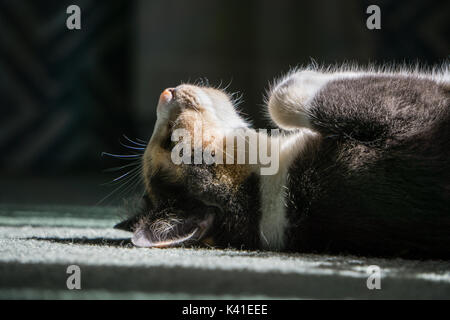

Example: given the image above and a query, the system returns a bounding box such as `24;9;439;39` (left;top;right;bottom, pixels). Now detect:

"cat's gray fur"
116;65;450;259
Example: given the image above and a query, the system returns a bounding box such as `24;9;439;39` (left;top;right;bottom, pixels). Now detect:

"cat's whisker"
103;161;141;173
101;166;141;186
112;170;135;183
119;141;146;151
135;137;148;144
113;169;143;202
125;175;144;201
99;134;146;205
123;135;147;147
97;167;142;205
101;152;141;160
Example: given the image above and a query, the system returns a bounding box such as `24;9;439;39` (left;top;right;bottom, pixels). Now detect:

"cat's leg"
268;69;448;145
268;70;335;130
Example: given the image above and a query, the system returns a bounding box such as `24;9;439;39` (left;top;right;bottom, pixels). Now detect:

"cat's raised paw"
268;70;329;130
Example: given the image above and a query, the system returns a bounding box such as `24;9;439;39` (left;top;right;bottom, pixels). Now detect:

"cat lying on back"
116;65;450;259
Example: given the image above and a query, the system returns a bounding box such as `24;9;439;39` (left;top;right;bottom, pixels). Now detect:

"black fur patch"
116;165;262;250
285;76;450;259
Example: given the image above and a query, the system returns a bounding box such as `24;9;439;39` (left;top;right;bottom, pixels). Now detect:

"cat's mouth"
131;212;215;248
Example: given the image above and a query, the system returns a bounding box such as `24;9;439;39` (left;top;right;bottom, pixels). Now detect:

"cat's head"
142;84;249;196
116;84;261;249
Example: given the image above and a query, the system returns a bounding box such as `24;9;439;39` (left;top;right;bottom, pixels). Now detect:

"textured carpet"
1;204;449;300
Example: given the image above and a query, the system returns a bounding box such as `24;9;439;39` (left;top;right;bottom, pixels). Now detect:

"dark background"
0;0;448;204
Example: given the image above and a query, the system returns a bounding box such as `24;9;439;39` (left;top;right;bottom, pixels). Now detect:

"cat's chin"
131;213;215;248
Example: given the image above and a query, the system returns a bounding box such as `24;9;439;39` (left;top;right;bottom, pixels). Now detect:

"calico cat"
115;66;450;259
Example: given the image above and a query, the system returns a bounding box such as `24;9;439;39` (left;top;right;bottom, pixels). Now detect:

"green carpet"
1;204;449;299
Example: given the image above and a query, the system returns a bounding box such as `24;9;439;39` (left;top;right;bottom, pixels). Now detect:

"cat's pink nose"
159;88;174;104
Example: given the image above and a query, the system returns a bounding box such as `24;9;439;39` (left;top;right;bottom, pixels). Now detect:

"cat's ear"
114;195;152;232
114;214;140;232
130;223;201;248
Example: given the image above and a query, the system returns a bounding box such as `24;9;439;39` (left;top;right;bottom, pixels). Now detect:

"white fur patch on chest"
258;130;315;250
259;168;289;250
